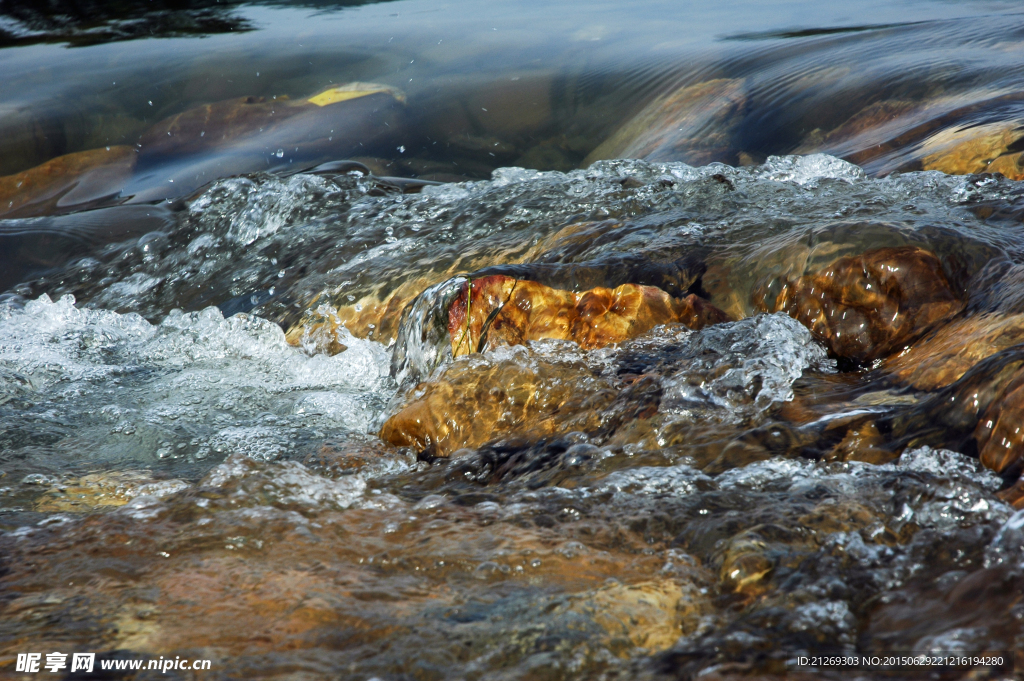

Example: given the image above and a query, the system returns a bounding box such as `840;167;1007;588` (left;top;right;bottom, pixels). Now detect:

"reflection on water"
6;0;1024;679
0;0;399;48
1;0;1023;198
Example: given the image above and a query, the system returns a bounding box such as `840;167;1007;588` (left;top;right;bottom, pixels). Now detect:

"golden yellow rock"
285;278;434;351
34;470;188;513
307;82;406;107
282;222;630;352
379;351;615;456
920;122;1024;179
447;275;731;358
565;579;707;654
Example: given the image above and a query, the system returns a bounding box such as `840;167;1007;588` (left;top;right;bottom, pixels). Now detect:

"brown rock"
920;122;1024;179
0;83;405;218
884;347;1024;480
825;421;895;464
755;246;964;362
996;477;1024;509
881;313;1024;390
975;374;1024;475
792;99;929;169
796;100;920;153
34;471;187;513
282;220;645;352
0;145;135;218
584;79;747;165
447;275;730;358
379;351;616;456
138;83;405;160
564;579;707;653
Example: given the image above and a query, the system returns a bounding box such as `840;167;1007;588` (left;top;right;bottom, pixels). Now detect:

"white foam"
659;313;833;415
755;153;867;185
0;294;394;464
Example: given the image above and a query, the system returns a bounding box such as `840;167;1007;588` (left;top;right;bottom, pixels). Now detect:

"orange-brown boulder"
975;374;1024;476
881;313;1024;390
755;246;964;362
0;145;135;218
379;352;616;457
447;275;730;358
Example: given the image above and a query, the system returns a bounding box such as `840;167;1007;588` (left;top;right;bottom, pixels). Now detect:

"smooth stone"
0;145;135;218
584;79;747;166
754;246;964;363
447;275;730;358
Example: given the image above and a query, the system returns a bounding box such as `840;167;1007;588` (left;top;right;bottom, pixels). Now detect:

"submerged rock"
447;274;730;358
920;122;1024;179
881;348;1024;492
137;82;404;162
382;314;829;459
754;246;964;363
0;145;135;218
0;82;405;217
563;579;708;653
380;346;615;457
881;313;1024;390
34;471;188;512
584;79;747;166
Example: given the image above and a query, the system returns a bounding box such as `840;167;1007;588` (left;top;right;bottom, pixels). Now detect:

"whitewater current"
3;155;1024;679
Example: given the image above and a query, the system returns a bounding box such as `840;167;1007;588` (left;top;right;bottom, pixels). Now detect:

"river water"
4;1;1024;679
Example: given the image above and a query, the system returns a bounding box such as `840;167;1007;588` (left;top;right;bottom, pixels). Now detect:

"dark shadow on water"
722;21;929;41
0;0;398;48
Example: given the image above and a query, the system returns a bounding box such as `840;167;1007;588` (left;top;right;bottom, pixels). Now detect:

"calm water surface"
5;1;1024;679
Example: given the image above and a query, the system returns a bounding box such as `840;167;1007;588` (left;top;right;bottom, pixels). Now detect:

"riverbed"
3;1;1024;679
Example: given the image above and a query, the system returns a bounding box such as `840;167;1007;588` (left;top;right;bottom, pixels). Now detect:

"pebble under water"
4;154;1024;678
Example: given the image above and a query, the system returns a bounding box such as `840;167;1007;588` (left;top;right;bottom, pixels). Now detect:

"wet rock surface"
0;146;136;219
754;246;964;363
0;82;406;218
584;79;748;167
7;156;1024;679
445;275;729;357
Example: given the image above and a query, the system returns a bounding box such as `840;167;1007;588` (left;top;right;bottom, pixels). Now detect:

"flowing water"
6;1;1024;679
